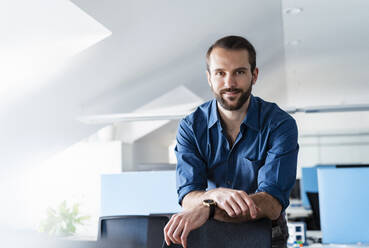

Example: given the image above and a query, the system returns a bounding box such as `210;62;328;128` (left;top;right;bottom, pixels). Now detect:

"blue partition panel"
300;165;334;209
101;171;181;216
300;167;318;209
318;167;369;244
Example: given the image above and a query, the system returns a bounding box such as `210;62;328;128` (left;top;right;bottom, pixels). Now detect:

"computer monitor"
290;179;301;200
318;167;369;244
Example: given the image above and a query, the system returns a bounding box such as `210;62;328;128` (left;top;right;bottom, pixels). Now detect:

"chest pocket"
234;157;265;192
243;157;265;181
244;157;265;169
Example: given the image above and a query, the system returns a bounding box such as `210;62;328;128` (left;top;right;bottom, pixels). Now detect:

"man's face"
206;47;258;111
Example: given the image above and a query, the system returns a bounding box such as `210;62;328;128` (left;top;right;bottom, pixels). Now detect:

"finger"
231;192;249;216
227;197;243;216
164;218;174;245
167;216;181;244
164;232;170;246
181;222;190;248
164;229;170;246
246;198;258;218
240;193;258;218
165;217;178;245
172;219;185;244
222;201;236;217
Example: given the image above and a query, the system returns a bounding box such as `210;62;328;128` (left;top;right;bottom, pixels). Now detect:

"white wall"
131;120;178;169
295;111;369;177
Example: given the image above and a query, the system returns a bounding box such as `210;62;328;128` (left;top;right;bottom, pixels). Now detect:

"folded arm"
164;188;281;248
182;188;282;221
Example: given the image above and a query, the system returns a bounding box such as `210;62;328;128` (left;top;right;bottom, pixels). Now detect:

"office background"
1;0;368;245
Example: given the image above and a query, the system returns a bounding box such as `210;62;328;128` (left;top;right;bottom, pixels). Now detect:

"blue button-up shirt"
175;95;299;211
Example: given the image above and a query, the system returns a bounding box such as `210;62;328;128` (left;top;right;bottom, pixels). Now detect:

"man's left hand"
164;205;209;248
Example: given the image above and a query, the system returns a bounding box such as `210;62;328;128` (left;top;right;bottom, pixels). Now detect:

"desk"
304;244;369;248
307;243;369;247
286;199;312;219
290;231;369;248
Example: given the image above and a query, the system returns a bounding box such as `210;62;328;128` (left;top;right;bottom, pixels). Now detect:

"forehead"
208;47;250;71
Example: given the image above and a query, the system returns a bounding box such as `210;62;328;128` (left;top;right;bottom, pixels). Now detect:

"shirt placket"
224;127;245;188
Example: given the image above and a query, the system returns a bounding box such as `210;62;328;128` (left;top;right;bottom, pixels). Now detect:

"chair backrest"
98;215;169;248
163;218;272;248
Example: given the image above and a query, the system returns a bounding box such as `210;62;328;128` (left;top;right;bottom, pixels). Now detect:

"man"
164;35;298;248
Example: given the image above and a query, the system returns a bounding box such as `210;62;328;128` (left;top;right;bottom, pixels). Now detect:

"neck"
217;97;251;131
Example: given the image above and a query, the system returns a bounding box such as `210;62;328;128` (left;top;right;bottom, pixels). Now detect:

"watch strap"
208;203;215;220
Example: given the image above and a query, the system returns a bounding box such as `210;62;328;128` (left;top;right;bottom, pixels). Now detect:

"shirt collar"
208;95;259;131
208;99;219;128
241;95;259;131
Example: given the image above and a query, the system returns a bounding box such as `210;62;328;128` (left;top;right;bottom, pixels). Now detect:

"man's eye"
236;70;245;75
215;71;225;76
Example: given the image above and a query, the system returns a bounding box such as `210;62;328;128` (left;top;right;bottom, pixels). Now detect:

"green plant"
39;200;90;236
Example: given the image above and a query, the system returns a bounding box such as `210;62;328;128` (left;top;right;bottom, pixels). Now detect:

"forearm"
182;188;238;210
181;190;208;210
182;189;282;221
214;192;282;222
253;192;282;220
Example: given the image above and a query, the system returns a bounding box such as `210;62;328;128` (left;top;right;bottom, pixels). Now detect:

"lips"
221;89;242;97
224;91;239;96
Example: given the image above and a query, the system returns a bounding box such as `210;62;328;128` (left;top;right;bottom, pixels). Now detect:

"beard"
213;82;252;111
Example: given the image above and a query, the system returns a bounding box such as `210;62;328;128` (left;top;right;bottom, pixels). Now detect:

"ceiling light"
285;8;303;15
287;40;302;46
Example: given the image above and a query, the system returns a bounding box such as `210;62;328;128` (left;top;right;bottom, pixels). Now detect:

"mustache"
220;88;242;94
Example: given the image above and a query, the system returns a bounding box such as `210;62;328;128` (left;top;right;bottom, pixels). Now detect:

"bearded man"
164;35;299;248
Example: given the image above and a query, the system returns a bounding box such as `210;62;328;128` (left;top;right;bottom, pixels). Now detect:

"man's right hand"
205;187;259;219
164;205;209;248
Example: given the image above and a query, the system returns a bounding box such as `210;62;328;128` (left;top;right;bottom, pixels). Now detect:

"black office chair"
97;215;169;248
163;218;272;248
306;192;321;230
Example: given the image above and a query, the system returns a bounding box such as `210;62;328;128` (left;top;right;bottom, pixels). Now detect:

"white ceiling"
0;0;111;108
1;0;368;176
282;0;369;106
70;0;288;114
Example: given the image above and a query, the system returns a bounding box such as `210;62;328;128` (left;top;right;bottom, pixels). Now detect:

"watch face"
203;199;215;205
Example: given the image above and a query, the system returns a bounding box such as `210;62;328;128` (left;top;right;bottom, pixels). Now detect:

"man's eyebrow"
234;67;249;71
213;67;249;71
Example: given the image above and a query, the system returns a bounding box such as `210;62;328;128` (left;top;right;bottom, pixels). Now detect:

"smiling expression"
207;47;258;111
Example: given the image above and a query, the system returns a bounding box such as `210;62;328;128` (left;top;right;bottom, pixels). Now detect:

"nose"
224;74;237;88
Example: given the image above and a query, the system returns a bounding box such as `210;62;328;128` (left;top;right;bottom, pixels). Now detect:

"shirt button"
226;180;232;186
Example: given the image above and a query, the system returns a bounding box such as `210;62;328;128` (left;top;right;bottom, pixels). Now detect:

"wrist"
202;188;217;202
202;199;217;220
202;189;211;200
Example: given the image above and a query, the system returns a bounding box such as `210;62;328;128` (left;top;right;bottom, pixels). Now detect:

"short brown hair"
206;35;256;73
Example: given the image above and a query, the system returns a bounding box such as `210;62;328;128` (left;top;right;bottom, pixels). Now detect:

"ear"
251;67;259;85
206;70;212;87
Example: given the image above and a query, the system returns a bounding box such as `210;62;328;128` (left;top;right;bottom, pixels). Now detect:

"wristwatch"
202;199;217;220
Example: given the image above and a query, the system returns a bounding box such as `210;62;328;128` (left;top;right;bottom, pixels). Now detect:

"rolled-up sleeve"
175;118;207;205
256;117;299;211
